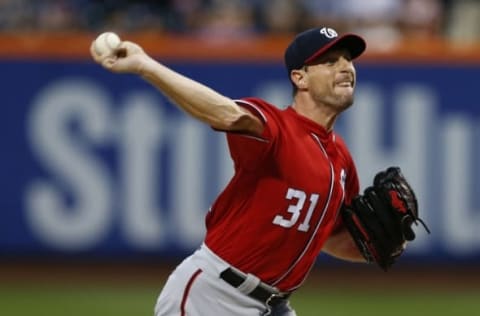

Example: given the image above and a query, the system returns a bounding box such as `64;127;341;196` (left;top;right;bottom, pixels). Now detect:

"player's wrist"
137;56;160;78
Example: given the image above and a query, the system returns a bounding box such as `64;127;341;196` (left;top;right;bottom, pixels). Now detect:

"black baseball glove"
341;167;430;271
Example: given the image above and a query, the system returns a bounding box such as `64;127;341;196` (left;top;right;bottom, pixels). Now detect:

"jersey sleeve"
226;97;280;171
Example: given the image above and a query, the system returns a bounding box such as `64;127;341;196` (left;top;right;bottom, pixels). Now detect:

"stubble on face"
307;51;356;112
310;80;355;112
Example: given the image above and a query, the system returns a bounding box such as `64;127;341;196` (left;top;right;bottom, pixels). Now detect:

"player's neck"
292;99;338;132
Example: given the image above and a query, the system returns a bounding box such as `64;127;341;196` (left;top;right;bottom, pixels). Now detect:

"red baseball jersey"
205;97;360;291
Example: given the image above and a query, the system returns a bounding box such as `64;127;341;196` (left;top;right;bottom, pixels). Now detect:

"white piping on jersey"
234;99;268;123
231;99;269;142
271;133;335;288
235;134;269;143
312;133;329;158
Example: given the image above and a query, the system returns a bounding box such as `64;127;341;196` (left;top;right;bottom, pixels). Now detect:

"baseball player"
91;27;368;315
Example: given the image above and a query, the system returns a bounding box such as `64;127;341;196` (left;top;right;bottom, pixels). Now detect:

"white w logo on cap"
320;27;338;39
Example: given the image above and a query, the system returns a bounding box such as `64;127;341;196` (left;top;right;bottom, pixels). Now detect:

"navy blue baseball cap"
285;27;366;74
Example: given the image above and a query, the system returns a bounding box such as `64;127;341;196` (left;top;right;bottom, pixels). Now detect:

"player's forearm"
322;228;367;263
139;57;254;131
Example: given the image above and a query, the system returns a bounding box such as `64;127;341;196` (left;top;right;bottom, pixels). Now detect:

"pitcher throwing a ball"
91;28;429;316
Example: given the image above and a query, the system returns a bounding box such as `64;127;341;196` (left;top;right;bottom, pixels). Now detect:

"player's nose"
337;57;355;76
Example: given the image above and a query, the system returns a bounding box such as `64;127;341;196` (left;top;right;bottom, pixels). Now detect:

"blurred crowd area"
0;0;479;48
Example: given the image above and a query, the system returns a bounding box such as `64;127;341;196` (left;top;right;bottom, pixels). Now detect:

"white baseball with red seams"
93;32;121;55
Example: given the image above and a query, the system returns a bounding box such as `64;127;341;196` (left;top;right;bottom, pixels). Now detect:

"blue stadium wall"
2;58;480;265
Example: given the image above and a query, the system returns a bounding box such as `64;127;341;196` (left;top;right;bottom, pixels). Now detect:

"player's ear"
290;68;308;90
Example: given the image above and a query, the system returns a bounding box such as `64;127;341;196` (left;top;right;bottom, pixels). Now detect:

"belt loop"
219;267;290;307
237;273;260;294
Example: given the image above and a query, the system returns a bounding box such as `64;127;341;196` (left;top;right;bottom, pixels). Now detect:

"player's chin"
335;94;354;110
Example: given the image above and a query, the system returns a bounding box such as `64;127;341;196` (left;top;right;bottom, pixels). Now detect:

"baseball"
93;32;121;55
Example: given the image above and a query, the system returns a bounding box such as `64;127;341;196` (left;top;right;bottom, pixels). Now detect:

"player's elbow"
214;110;264;136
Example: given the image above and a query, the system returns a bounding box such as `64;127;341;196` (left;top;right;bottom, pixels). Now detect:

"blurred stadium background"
1;0;480;315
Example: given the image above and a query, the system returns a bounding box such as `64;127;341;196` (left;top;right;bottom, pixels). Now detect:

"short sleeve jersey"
205;97;360;291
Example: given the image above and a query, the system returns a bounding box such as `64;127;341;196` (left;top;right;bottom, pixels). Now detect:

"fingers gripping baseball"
90;32;146;74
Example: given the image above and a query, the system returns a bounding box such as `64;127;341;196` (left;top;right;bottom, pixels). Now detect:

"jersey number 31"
272;188;319;232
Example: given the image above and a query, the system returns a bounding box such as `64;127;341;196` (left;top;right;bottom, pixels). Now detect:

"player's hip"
155;244;296;315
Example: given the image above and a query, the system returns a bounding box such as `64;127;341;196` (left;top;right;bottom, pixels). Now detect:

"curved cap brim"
305;34;366;64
